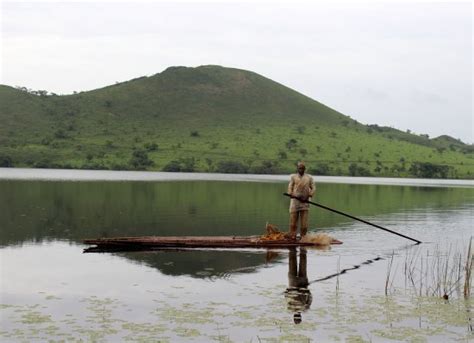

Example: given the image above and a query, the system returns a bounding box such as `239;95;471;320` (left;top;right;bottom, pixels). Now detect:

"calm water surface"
0;169;473;341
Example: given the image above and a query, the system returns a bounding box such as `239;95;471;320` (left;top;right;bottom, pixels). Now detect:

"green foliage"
144;142;158;151
313;163;330;175
0;154;13;167
348;163;372;177
409;162;451;179
162;160;182;172
215;160;248;173
296;126;305;134
162;158;196;172
277;150;287;159
285;138;297;150
129;149;154;170
54;129;67;139
34;158;56;168
249;160;280;174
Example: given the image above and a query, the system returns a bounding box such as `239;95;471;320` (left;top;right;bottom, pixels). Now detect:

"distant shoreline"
1;167;473;188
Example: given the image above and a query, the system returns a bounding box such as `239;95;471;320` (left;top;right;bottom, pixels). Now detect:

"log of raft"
83;235;343;253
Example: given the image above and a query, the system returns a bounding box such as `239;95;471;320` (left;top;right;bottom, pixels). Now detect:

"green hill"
0;65;472;178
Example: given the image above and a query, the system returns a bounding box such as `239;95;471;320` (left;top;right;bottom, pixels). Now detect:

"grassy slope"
0;65;472;178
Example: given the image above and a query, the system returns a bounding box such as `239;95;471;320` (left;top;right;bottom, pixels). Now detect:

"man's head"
297;161;306;176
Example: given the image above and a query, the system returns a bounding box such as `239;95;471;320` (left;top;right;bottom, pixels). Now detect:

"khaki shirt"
288;173;315;213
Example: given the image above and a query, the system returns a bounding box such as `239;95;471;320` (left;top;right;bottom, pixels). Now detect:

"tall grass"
464;238;472;298
391;238;473;299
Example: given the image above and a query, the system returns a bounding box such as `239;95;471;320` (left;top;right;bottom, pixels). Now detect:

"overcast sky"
1;1;472;142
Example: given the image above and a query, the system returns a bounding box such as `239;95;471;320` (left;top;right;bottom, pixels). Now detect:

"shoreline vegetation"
1;65;473;179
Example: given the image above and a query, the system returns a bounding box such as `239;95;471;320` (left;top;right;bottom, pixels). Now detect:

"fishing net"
260;223;291;240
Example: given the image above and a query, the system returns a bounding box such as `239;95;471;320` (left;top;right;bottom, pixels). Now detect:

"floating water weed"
19;311;52;324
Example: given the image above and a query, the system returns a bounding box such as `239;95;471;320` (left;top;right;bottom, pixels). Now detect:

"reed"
385;251;395;296
464;238;472;298
400;239;472;299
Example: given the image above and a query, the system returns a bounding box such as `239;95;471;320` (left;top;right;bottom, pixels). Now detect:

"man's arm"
308;176;315;200
288;175;295;195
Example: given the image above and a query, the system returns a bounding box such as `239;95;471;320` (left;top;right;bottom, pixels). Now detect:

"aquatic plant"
400;239;473;299
464;238;472;298
385;251;395;296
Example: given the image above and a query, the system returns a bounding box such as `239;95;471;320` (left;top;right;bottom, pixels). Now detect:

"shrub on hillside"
34;159;61;169
144;142;158;151
180;157;196;172
129;149;154;170
205;158;214;171
0;155;13;167
110;163;128;170
250;160;280;174
190;131;200;137
80;162;109;170
286;139;297;150
162;160;181;172
409;162;451;179
215;161;249;174
296;126;305;134
313;163;330;175
162;157;196;172
278;150;287;159
348;163;371;176
54;129;67;139
41;137;52;146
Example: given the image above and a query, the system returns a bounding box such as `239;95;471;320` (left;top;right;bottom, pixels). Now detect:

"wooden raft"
83;235;343;252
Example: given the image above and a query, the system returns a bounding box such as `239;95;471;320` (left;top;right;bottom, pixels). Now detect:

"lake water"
0;169;473;342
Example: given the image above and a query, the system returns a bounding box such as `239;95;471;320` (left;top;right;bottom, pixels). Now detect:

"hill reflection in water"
113;249;283;278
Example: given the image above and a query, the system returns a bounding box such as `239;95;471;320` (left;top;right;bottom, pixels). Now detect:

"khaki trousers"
289;210;308;238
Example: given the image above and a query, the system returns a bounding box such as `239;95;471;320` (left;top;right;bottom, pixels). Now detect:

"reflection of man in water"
285;248;312;324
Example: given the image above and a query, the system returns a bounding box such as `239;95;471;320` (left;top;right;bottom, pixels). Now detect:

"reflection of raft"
83;235;343;252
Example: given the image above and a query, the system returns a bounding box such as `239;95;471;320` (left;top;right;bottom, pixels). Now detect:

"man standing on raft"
288;162;315;240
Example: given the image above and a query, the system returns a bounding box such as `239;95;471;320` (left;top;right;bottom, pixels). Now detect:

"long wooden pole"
283;193;421;244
